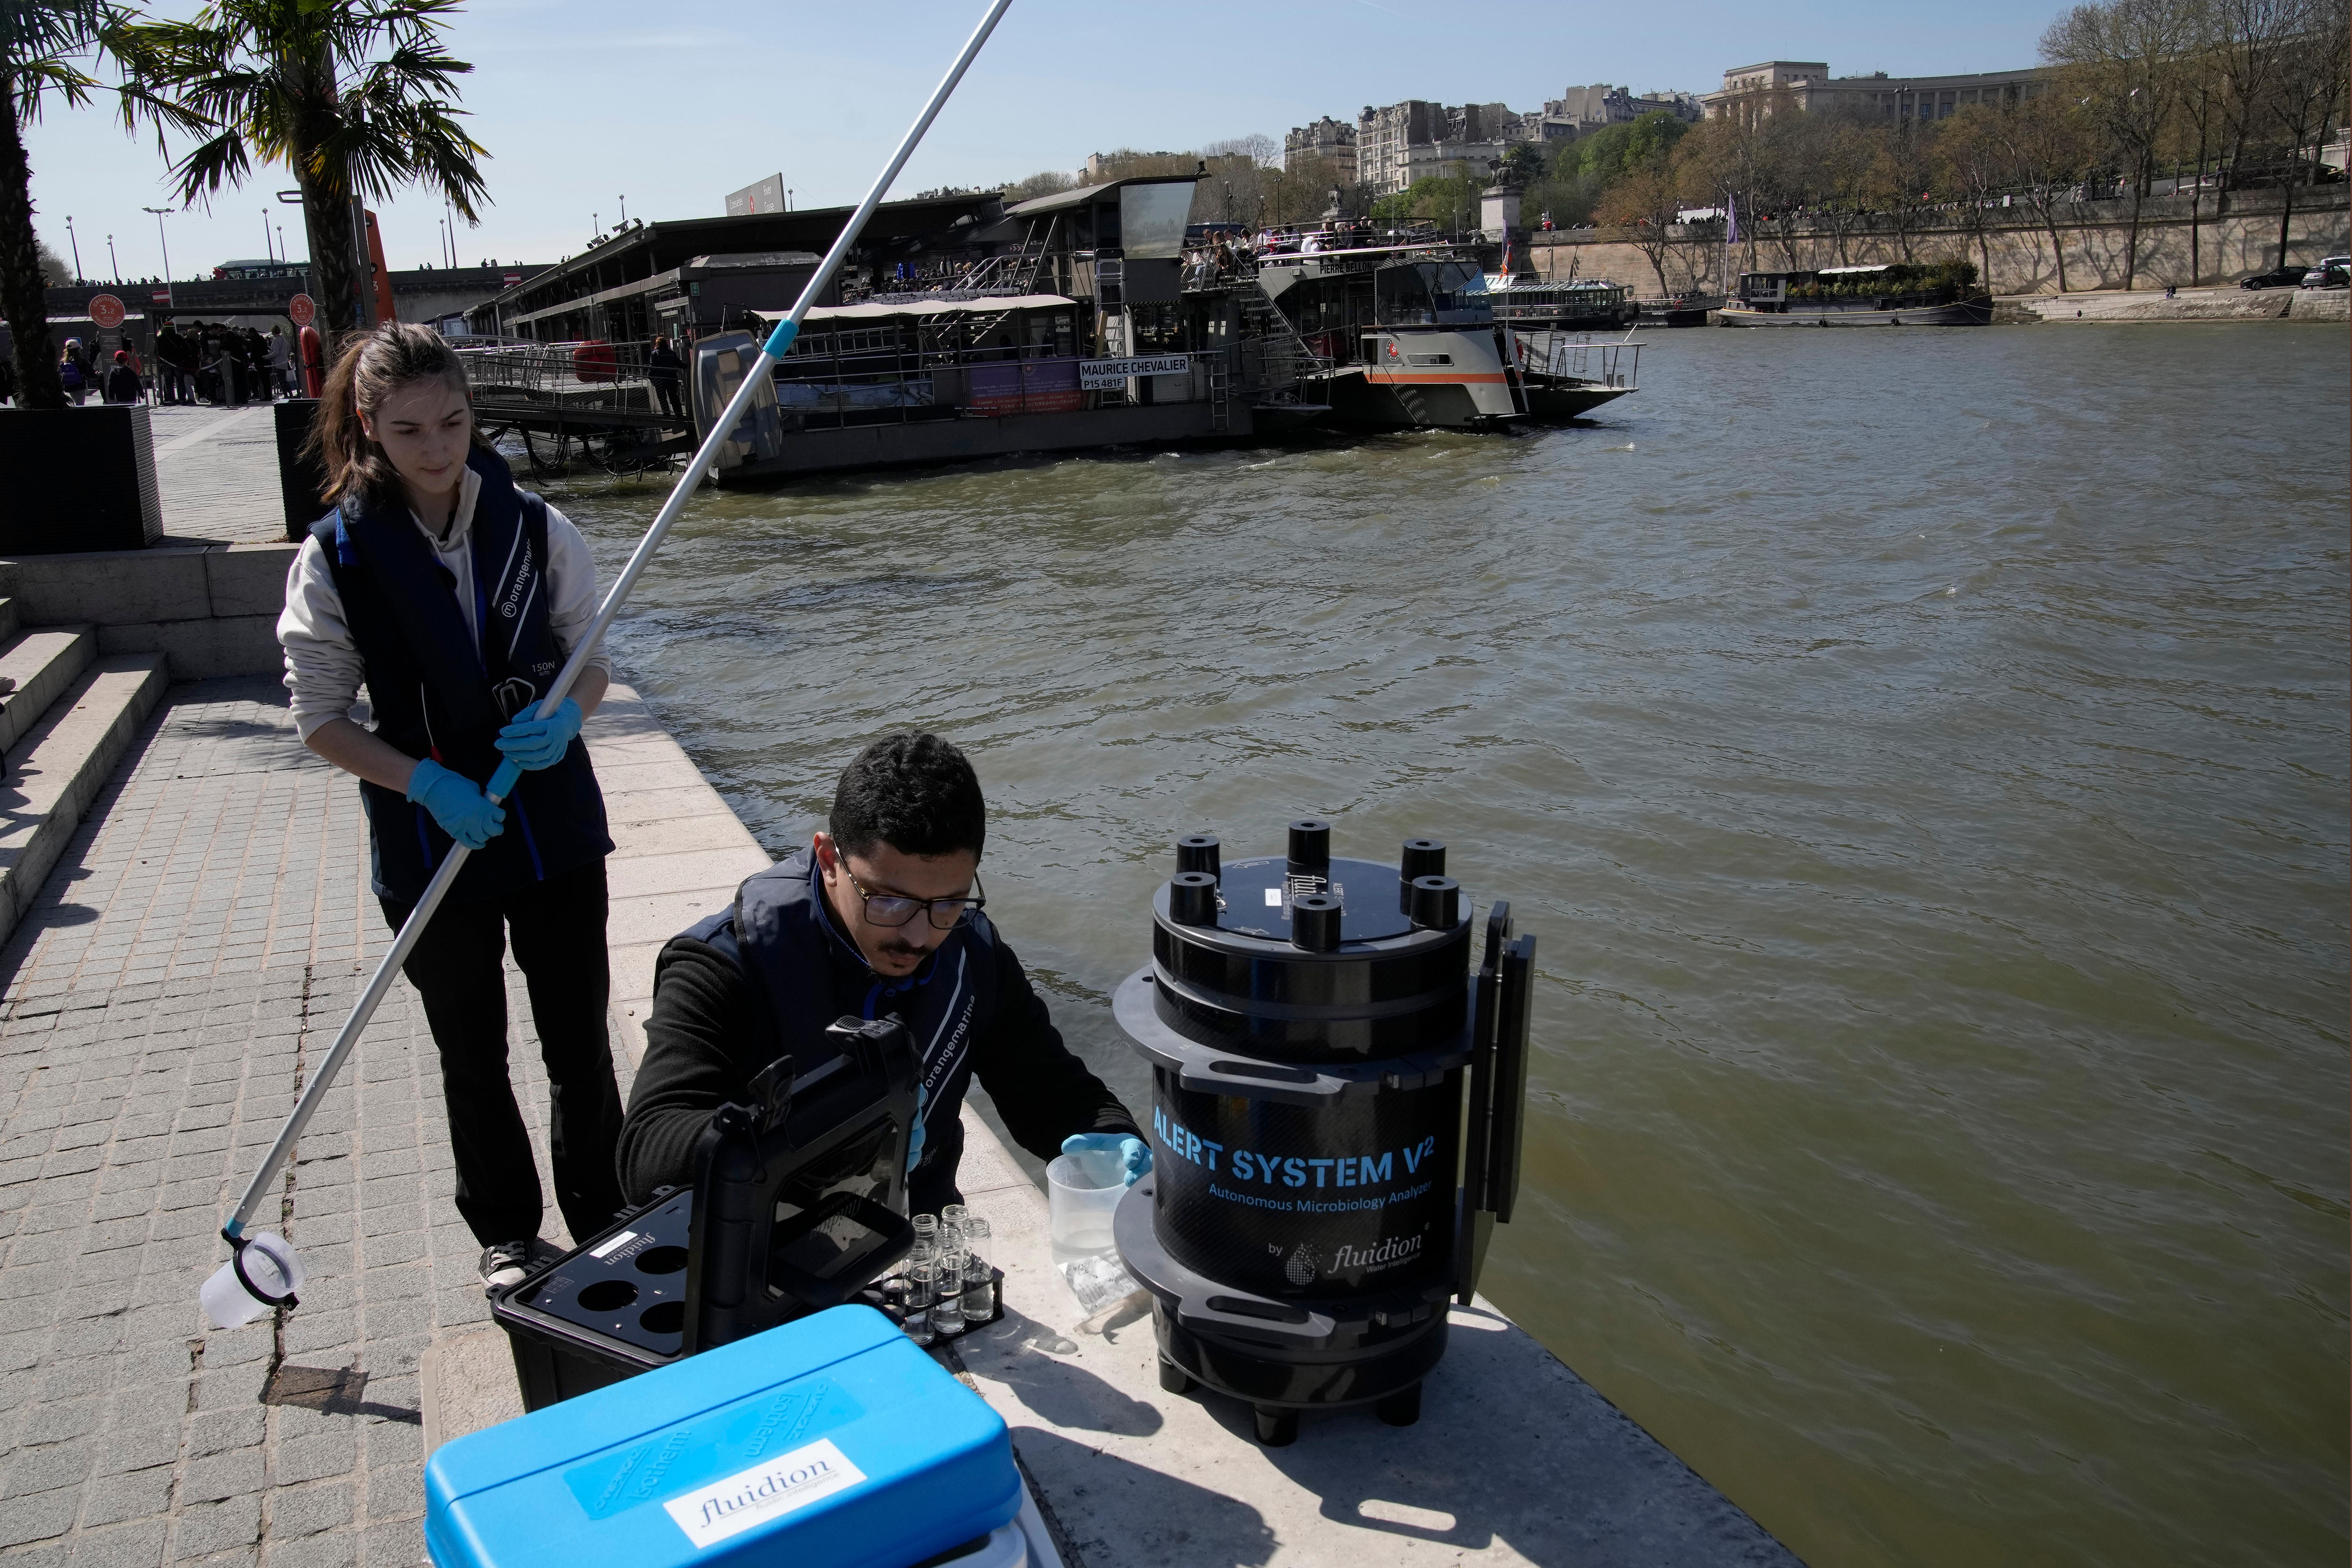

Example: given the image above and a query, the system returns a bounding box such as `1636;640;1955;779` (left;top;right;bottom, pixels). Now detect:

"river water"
549;322;2348;1568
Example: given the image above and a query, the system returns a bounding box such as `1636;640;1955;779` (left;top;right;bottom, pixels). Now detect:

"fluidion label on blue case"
662;1438;866;1548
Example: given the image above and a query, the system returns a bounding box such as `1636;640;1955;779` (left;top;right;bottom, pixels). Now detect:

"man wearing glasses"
618;732;1145;1218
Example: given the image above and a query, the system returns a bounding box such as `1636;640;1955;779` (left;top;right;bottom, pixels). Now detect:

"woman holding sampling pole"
210;0;1013;1324
276;321;627;1294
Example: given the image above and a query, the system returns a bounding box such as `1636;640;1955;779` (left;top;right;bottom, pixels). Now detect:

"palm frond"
170;127;256;207
8;55;97;122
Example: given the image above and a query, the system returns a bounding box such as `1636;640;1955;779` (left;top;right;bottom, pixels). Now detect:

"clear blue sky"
25;0;2067;281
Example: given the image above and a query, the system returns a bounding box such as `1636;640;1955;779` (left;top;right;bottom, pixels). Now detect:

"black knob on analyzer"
1407;875;1460;931
1175;834;1221;878
1168;872;1220;927
1287;819;1332;869
1290;892;1342;951
1400;839;1446;880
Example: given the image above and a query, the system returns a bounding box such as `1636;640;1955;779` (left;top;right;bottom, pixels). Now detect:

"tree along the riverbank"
1;0;194;410
111;0;488;363
1607;0;2348;291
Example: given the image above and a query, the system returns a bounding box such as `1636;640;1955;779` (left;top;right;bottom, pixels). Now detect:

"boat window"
1120;184;1193;260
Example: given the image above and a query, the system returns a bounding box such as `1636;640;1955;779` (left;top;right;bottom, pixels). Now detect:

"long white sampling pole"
218;0;1016;1266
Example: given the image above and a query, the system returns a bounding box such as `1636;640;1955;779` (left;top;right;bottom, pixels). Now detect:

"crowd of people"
148;321;298;406
5;320;299;408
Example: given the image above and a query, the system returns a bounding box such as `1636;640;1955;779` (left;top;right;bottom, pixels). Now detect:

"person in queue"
276;320;627;1294
619;732;1149;1218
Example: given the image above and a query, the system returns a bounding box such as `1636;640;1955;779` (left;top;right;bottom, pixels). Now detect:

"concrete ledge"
2289;287;2350;320
205;540;303;616
951;1112;1801;1567
2000;287;2297;323
95;613;281;681
0;540;298;681
0;654;168;948
582;681;769;1067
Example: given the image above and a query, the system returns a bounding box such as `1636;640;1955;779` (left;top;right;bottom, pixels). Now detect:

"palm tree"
3;1;137;409
112;0;489;356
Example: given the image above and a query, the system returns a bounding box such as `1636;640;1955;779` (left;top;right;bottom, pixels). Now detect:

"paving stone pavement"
148;406;288;547
0;674;625;1565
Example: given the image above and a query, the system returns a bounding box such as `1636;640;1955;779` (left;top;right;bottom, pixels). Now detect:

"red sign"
502;272;522;286
288;293;316;327
87;294;125;330
150;288;171;306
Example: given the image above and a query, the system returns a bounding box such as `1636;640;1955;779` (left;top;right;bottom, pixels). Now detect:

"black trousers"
652;376;685;418
380;859;627;1247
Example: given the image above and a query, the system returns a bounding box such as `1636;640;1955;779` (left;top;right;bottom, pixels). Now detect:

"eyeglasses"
844;868;985;930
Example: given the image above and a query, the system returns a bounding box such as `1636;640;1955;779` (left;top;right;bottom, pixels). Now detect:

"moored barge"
1720;263;1992;326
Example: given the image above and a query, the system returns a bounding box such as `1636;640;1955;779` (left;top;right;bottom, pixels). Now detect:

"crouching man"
618;732;1148;1215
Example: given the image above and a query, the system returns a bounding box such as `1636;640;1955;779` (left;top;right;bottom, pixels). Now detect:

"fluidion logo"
660;1438;866;1548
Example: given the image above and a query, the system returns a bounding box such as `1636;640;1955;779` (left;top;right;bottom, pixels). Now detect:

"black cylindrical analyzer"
1112;822;1533;1447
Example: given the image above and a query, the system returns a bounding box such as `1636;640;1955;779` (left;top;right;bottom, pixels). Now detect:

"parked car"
2300;256;2350;288
2240;264;2308;289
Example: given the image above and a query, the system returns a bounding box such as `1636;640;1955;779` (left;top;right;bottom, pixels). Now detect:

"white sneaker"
479;1238;539;1296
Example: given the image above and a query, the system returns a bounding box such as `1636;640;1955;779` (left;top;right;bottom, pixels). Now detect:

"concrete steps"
0;620;98;760
0;653;168;947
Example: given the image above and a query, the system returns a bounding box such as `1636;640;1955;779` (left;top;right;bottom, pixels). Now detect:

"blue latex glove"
406;757;505;850
1062;1132;1151;1186
906;1086;928;1173
494;697;583;772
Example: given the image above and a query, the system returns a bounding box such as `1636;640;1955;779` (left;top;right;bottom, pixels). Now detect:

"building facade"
1547;84;1636;129
1284;117;1359;181
1354;100;1525;197
1700;61;2050;124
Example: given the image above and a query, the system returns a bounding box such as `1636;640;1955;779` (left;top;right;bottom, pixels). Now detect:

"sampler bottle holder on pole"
1112;821;1534;1447
490;1017;922;1412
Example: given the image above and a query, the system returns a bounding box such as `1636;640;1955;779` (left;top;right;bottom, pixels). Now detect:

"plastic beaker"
200;1233;305;1330
1047;1148;1126;1268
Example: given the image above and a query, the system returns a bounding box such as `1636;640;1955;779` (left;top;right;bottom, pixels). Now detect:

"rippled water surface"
550;323;2349;1568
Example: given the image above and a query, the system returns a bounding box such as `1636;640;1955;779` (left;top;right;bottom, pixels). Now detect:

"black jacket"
310;445;611;904
619;854;1136;1214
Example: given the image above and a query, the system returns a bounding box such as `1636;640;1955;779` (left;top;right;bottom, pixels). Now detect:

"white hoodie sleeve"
277;534;369;743
541;501;613;686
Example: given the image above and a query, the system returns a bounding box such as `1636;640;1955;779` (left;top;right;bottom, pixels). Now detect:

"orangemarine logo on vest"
500;542;535;618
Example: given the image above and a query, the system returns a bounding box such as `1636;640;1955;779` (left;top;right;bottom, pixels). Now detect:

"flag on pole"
1725;196;1738;246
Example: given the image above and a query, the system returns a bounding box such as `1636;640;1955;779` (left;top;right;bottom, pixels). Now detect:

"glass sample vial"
913;1213;940;1248
933;1246;967;1337
904;1258;936;1346
961;1217;995;1323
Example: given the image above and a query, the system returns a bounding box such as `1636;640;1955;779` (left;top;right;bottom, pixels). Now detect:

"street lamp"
263;208;274;263
142;207;174;306
619;194;627;225
107;234;118;281
65;216;83;282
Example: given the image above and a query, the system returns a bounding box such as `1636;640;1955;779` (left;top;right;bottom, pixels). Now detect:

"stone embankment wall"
1534;187;2350;295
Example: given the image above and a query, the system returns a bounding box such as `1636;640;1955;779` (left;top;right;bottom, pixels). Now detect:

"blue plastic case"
426;1305;1020;1568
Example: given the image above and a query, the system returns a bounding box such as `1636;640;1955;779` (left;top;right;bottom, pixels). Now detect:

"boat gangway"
457;338;695;473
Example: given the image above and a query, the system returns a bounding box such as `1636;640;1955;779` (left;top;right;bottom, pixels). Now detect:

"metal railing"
456;338;675;419
1514;331;1642;390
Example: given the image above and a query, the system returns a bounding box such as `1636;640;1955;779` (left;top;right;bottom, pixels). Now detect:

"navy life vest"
677;848;1000;1200
312;444;611;906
